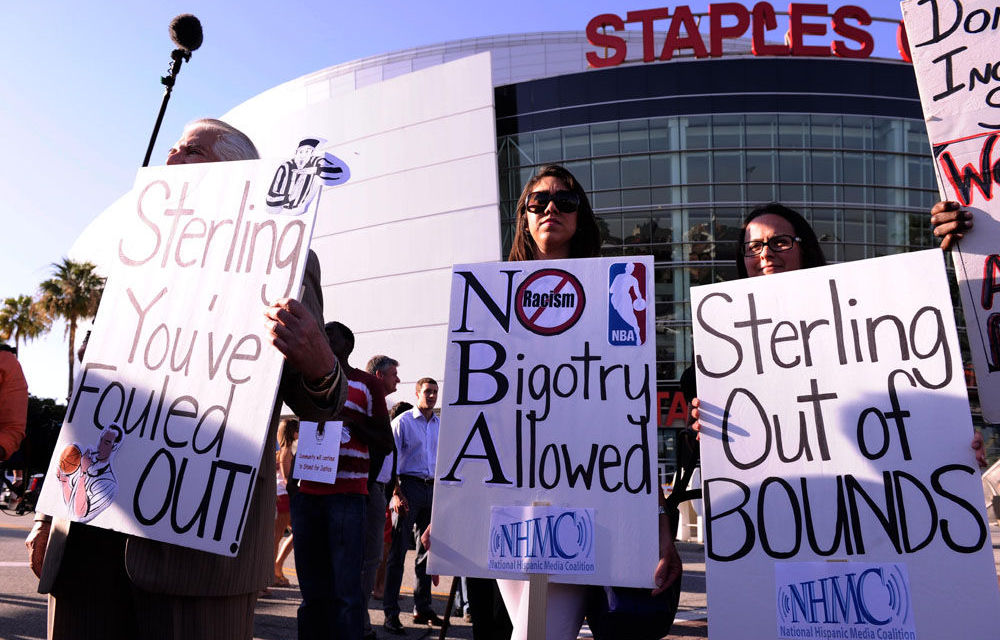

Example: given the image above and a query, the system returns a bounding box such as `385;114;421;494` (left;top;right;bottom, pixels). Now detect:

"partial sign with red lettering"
903;0;1000;421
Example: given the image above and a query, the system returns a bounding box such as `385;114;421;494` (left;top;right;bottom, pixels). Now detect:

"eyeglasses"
526;190;580;214
742;234;801;256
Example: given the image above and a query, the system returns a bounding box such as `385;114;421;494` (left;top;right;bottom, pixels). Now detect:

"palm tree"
38;259;105;399
0;295;50;353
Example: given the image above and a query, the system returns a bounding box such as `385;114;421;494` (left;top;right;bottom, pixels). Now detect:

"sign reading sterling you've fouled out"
428;257;658;587
37;148;349;555
692;249;999;639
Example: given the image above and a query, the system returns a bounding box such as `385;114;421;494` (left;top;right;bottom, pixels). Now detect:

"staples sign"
586;2;879;67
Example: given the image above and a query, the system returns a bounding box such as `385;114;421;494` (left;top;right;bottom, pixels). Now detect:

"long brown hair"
277;417;299;450
508;164;601;261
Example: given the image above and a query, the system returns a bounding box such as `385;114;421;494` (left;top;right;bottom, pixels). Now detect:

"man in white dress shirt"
382;378;441;633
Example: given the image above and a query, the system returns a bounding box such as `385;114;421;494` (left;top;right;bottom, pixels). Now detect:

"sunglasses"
526;190;580;214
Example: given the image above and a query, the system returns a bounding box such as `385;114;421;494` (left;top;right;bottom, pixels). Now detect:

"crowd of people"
7;115;989;640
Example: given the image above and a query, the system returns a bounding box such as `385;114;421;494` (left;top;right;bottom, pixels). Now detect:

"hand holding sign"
930;200;974;250
265;297;336;381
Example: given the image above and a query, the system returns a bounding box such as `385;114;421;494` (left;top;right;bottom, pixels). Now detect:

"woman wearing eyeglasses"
689;200;988;456
493;164;682;640
737;202;826;277
687;202;826;428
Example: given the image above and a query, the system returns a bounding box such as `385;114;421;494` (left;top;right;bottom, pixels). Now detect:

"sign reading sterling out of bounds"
692;250;999;640
903;0;1000;422
428;257;658;587
36;152;345;556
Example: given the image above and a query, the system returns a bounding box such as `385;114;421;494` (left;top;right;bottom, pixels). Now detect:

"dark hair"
736;203;826;279
389;401;413;420
277;417;299;449
416;377;437;390
106;424;124;445
324;321;355;357
508;164;601;261
366;355;399;376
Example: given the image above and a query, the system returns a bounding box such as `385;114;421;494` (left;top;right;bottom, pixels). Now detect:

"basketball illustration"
59;444;82;474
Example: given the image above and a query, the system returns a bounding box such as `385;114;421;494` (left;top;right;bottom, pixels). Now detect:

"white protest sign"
692;249;999;640
428;257;658;588
293;421;344;484
902;0;1000;421
36;153;342;555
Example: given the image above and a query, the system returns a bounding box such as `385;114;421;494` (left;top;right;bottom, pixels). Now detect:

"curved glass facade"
494;56;996;473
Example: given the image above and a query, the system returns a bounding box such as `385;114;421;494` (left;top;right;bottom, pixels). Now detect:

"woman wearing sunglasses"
496;164;682;640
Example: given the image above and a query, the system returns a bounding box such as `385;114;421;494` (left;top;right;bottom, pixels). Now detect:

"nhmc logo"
488;506;596;575
776;563;912;635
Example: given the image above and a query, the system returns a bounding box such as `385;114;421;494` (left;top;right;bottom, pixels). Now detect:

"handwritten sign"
293;421;344;484
903;0;1000;421
692;249;999;639
427;257;658;587
37;158;325;555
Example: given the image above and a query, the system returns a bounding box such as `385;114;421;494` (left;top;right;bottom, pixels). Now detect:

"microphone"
141;14;204;166
169;14;203;53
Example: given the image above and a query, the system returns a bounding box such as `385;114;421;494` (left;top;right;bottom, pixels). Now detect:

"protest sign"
36;154;342;555
293;421;344;484
427;257;658;588
692;249;999;639
902;0;1000;421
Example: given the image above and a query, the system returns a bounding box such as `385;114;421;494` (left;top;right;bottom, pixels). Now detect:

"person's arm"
389;416;408;514
652;489;683;596
930;200;973;250
25;514;51;578
73;466;90;517
267;252;347;420
0;352;28;462
278;446;294;482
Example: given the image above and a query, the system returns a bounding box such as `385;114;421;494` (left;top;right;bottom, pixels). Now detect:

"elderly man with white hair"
25;118;346;640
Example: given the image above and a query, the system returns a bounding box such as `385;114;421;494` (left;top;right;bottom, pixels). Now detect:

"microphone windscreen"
169;14;203;52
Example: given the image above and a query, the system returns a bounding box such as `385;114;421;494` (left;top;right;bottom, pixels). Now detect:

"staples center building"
77;4;993;482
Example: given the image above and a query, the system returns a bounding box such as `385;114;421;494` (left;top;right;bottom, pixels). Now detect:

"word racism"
442;270;653;496
118;180;306;305
915;0;1000;128
586;3;888;67
696;279;986;562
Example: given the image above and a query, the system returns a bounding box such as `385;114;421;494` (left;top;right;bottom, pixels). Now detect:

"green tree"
38;259;105;399
0;294;49;352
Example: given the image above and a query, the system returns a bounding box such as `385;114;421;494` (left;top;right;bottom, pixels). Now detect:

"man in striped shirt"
291;321;392;639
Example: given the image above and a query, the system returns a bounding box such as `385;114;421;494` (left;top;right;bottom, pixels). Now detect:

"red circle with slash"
514;268;586;336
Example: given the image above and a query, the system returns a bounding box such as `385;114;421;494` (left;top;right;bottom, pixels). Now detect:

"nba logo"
608;262;647;346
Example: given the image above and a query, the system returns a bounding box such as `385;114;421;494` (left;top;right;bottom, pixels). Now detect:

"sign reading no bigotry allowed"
428;256;659;587
692;249;999;640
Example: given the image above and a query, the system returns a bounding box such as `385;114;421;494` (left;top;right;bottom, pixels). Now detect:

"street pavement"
2;519;998;639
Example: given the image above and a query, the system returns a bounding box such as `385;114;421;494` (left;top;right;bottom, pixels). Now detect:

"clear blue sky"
0;1;906;401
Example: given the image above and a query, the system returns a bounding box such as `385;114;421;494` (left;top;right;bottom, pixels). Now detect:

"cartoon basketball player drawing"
265;137;351;215
56;424;122;523
609;262;645;346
